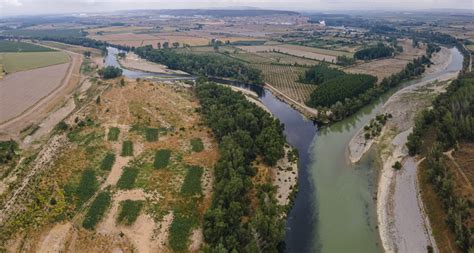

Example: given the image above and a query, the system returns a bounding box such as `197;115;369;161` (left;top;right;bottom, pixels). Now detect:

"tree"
162;41;169;49
156;42;161;50
172;42;179;48
392;161;402;170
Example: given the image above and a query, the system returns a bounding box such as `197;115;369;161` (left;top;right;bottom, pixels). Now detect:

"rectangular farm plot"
154;149;171;169
107;127;120;141
0;51;69;73
117;200;144;225
100;153;116;171
117;167;139;189
121;141;134;156
251;64;316;103
180;166;204;196
145;128;159;142
237;44;343;63
82;191;112;230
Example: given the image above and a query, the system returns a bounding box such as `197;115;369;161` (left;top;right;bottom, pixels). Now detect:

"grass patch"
117;167;139;189
145;128;159;142
0;51;69;73
117;200;144;225
190;138;204;152
83;191;112;230
169;209;197;252
100;153;115;171
154;149;171;169
108;127;120;141
121;140;133;156
75;169;99;207
181;166;203;196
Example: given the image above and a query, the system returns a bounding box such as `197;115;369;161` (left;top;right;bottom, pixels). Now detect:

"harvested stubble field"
345;39;426;82
251;63;316;103
0;63;69;123
0;51;69;73
88;32;210;47
238;44;350;63
2;79;220;253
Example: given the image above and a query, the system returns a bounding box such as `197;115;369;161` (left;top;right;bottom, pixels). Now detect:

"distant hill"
135;9;299;17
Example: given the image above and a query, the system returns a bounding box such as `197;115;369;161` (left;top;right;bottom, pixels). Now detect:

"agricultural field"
0;62;69;123
1;28;84;38
345;39;426;82
0;51;69;73
0;79;219;252
237;44;340;63
88;32;210;47
0;40;54;52
251;63;316;103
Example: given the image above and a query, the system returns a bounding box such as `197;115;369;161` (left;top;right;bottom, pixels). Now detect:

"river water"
106;47;463;253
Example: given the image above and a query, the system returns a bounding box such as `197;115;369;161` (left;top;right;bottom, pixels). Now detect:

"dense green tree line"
307;74;376;107
299;63;345;85
134;45;262;84
311;55;431;122
195;81;286;251
407;72;474;155
354;43;394;60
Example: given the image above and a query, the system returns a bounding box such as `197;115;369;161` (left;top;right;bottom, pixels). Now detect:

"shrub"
190;138;204;152
117;200;143;225
121;141;133;156
181;166;203;196
154;149;171;169
83;191;111;230
117;167;138;189
76;169;98;207
392;161;402;170
145;128;159;142
98;66;123;79
100;153;116;171
108;127;120;141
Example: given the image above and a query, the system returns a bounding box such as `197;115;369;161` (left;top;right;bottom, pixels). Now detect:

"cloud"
0;0;23;7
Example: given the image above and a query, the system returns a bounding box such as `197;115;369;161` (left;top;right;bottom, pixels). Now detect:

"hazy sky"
1;0;473;16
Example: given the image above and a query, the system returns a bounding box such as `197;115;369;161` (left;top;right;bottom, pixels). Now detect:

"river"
105;47;463;253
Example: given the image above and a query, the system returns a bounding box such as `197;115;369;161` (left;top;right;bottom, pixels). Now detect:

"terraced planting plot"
251;63;316;103
0;51;69;73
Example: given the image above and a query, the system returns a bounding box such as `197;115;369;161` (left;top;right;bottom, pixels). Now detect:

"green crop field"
117;200;144;225
3;28;85;38
0;51;69;73
154;149;171;169
0;40;55;52
121;141;134;156
100;153;116;171
181;166;203;196
107;127;120;141
83;191;112;230
145;128;159;142
117;167;139;189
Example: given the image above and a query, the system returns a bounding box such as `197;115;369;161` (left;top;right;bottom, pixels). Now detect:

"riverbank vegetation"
134;45;262;84
407;71;474;252
364;113;392;140
195;81;287;251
